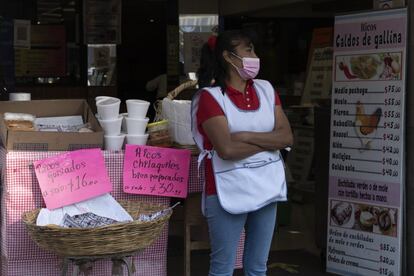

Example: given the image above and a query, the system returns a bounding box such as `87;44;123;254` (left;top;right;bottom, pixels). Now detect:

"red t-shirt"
196;80;282;195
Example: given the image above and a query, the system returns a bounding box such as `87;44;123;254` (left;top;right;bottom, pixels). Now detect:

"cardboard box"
0;99;103;151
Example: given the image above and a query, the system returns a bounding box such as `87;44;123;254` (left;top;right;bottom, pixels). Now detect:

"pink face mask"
230;52;260;80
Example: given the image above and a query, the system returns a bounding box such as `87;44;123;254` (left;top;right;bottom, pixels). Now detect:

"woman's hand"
202;105;293;159
231;105;293;151
202;116;264;160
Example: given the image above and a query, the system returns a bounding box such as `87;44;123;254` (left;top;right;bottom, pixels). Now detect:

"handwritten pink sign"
34;148;112;209
123;145;191;198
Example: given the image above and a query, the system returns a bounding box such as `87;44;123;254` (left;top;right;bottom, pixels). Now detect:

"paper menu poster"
327;8;406;276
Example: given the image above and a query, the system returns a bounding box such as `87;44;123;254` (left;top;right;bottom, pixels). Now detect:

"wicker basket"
21;200;172;257
154;80;198;146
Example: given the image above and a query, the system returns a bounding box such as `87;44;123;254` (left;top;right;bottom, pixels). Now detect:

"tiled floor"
167;201;335;275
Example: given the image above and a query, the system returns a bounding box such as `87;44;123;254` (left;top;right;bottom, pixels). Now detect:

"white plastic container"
161;98;194;145
9;92;31;101
126;99;150;119
95;96;117;102
125;117;149;135
126;133;149;145
98;115;123;135
96;97;121;120
104;134;126;150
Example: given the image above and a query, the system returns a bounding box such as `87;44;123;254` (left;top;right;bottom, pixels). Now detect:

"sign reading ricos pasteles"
327;8;406;276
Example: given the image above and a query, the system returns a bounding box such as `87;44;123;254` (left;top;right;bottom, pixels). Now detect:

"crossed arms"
201;105;293;160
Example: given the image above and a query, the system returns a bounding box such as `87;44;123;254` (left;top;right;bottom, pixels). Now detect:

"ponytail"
197;43;216;89
197;29;256;93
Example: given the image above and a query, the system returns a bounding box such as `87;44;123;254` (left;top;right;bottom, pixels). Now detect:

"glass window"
87;44;117;86
179;14;218;76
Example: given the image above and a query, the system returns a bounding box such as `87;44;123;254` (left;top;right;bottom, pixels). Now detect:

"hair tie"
207;35;217;51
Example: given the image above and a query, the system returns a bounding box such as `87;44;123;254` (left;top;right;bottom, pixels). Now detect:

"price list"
330;84;402;182
327;8;406;276
327;230;399;276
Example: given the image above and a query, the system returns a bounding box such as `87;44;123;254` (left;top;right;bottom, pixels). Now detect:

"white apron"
191;79;287;214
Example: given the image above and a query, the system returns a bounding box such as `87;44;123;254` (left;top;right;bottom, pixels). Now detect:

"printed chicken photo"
356;101;382;135
355;101;382;150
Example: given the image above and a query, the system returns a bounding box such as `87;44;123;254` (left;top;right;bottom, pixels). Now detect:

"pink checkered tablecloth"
0;149;244;275
187;156;204;193
0;148;169;276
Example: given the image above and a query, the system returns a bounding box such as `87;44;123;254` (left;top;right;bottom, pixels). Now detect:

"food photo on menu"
330;200;397;237
336;52;402;81
354;101;382;151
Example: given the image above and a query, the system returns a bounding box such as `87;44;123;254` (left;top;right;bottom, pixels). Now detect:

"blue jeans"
205;195;277;276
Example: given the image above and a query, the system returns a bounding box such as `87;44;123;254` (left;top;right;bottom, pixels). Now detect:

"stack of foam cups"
125;99;150;145
95;96;124;150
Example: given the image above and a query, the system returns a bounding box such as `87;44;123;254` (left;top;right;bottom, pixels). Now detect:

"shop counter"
0;148;243;275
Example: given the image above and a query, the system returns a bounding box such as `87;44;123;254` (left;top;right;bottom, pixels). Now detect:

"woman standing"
191;29;294;276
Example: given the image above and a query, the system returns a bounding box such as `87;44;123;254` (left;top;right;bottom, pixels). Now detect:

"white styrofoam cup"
126;99;150;119
125;116;149;135
126;133;149;145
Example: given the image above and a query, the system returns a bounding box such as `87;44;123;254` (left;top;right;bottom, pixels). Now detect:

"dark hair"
197;29;255;92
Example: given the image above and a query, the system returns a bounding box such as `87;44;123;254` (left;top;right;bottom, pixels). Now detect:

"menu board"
301;47;333;104
301;27;333;104
327;9;406;276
